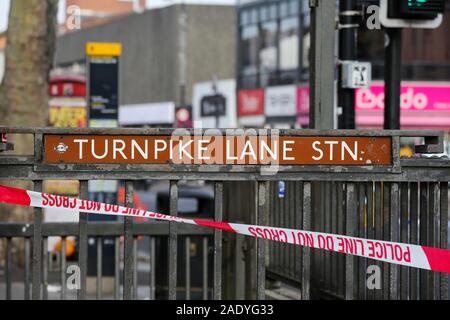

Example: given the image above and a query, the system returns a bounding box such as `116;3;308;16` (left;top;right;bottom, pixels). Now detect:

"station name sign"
44;134;392;166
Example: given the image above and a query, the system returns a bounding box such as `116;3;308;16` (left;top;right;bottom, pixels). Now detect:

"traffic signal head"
389;0;446;19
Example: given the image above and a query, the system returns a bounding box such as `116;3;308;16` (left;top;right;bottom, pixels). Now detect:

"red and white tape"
1;184;449;274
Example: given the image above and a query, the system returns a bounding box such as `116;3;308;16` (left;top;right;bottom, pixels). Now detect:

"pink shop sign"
355;82;450;112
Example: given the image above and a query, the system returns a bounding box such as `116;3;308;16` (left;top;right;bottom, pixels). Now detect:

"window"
301;0;310;26
241;25;259;76
301;31;310;70
279;17;299;71
259;20;278;86
238;1;307;88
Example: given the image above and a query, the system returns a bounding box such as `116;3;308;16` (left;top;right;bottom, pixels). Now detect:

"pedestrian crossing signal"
380;0;444;29
389;0;445;19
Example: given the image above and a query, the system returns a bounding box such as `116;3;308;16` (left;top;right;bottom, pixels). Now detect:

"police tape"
1;184;449;274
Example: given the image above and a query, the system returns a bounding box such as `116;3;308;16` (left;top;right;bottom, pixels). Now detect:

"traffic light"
380;0;445;28
388;0;446;19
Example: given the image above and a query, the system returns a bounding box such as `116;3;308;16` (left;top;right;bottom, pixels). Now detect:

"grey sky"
0;0;237;33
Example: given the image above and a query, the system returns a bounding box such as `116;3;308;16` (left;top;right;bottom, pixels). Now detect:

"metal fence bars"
0;127;448;300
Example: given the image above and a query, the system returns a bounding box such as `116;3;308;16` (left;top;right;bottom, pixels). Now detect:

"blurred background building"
235;0;450;154
53;3;235;128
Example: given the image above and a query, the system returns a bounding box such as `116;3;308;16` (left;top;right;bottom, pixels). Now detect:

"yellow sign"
49;106;87;128
44;180;79;196
86;42;122;57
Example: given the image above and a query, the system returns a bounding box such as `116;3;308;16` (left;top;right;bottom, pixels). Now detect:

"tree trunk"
0;0;58;266
0;0;58;124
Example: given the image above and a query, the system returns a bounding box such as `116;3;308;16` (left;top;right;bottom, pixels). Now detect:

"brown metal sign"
44;135;392;166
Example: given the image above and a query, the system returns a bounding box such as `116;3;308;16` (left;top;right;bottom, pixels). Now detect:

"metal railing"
0;127;448;300
266;179;449;300
0;222;213;300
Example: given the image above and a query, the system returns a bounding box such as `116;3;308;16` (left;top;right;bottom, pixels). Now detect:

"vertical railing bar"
409;182;419;300
324;182;331;291
32;134;44;300
419;181;428;299
124;180;135;300
290;181;296;281
366;182;374;300
319;182;325;289
296;182;304;284
6;237;12;300
133;237;138;300
280;181;286;282
78;180;88;300
374;182;383;300
301;182;311;300
256;181;268;300
244;183;256;299
202;237;208;300
185;236;191;300
287;181;294;280
382;182;391;300
357;182;367;300
114;237;120;300
267;182;274;278
42;237;48;300
291;181;297;280
168;180;178;300
330;182;338;293
150;237;156;300
61;236;66;300
390;182;400;300
274;182;280;275
96;237;102;300
439;182;448;300
428;183;439;299
400;182;409;300
213;181;223;299
32;179;43;300
24;237;31;300
345;182;357;300
337;182;345;297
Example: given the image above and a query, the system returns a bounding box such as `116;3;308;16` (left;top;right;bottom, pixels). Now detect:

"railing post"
78;180;88;300
256;181;268;300
32;180;43;300
389;182;400;299
213;181;223;299
302;182;311;300
168;180;178;300
345;182;357;300
439;182;449;300
124;180;135;300
6;237;12;300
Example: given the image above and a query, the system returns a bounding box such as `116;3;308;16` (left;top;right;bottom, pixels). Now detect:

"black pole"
338;0;357;129
384;28;402;130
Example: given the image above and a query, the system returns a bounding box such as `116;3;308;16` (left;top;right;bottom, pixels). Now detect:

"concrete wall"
185;5;236;104
54;4;236;106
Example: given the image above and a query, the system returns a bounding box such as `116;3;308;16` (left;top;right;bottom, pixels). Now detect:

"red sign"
1;133;7;143
355;82;450;130
238;89;264;116
49;76;86;97
355;82;450;112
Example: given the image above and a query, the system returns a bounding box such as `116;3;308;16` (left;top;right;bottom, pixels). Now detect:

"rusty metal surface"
43;134;393;166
